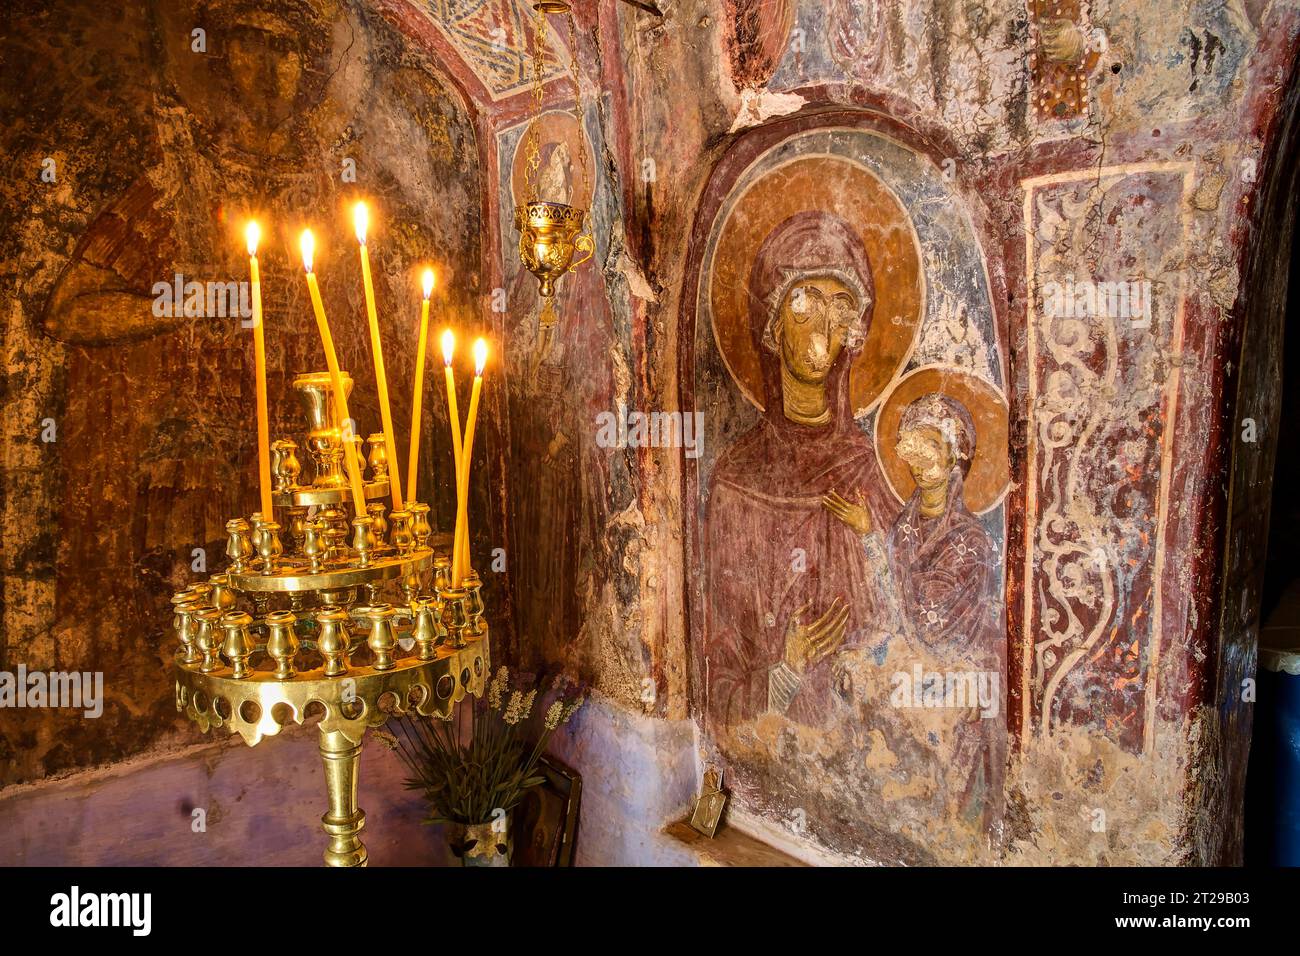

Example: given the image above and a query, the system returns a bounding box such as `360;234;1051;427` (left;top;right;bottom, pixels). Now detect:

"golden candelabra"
169;370;488;867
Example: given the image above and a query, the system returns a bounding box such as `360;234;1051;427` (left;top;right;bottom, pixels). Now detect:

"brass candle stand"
169;370;489;867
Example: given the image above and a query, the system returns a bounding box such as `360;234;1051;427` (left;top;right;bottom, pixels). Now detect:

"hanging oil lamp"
514;1;594;330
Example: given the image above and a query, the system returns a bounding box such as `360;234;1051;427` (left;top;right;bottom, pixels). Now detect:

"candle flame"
473;338;488;376
299;229;315;272
245;221;261;258
422;268;435;300
353;202;369;245
441;329;455;366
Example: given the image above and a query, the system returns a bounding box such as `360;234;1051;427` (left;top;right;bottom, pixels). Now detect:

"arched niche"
677;112;1008;863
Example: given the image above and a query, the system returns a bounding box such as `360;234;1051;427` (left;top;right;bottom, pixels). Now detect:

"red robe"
704;355;900;728
881;469;1005;831
703;208;899;730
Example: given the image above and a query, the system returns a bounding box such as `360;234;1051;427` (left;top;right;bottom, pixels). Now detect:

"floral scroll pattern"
1024;164;1192;754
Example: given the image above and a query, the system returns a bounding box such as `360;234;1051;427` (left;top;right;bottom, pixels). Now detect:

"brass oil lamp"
514;1;594;329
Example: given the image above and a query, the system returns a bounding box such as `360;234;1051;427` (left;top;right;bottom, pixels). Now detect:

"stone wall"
497;0;1300;864
3;0;1299;867
0;0;485;785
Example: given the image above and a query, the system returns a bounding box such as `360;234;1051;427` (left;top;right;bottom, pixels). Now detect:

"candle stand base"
175;616;488;866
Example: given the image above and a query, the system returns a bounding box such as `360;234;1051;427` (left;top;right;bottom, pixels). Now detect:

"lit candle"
406;268;434;504
442;330;464;581
300;229;368;513
442;328;464;522
245;221;273;521
453;339;487;585
354;202;403;512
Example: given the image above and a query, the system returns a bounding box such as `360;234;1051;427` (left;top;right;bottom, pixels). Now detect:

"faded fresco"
1;0;1294;869
690;127;1009;862
736;0;1255;150
414;0;568;100
1023;163;1194;755
0;0;482;785
496;103;635;687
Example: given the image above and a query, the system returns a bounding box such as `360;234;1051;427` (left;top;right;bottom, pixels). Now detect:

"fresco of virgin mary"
691;131;1007;859
704;210;904;729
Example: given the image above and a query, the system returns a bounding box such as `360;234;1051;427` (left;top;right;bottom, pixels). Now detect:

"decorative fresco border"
1019;161;1195;755
417;0;568;102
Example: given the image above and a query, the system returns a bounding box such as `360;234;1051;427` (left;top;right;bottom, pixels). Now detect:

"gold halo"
706;153;923;414
510;109;593;211
874;365;1010;515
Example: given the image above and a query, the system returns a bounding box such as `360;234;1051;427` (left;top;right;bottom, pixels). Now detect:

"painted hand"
1039;18;1087;63
783;598;851;673
543;431;569;464
822;489;872;535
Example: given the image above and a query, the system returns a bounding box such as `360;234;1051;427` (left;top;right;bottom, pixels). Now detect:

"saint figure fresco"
824;391;1005;829
690;132;1009;859
502;109;614;674
704;210;902;728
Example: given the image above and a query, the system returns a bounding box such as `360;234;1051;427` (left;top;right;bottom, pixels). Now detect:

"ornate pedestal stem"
319;729;367;868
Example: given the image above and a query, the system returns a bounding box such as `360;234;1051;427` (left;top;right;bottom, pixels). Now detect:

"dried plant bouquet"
378;667;584;827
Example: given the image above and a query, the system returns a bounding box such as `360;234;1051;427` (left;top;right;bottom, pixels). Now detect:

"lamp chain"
521;5;590;204
523;6;547;203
